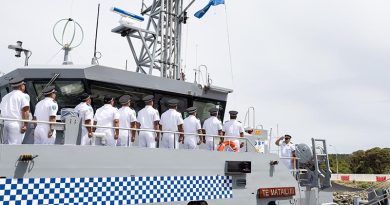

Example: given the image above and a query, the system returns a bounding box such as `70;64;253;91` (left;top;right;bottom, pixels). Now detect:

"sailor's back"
137;105;159;129
34;97;58;144
0;90;29;119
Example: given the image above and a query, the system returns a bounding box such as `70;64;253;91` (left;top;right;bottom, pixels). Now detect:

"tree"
348;147;390;174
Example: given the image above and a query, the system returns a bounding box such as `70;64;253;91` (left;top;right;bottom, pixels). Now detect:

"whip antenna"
91;3;101;65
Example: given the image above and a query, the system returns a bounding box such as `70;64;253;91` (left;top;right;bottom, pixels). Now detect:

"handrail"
0;117;65;125
84;124;258;151
0;117;260;151
366;192;390;205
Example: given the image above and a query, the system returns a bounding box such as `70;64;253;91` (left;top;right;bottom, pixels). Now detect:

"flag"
194;0;225;19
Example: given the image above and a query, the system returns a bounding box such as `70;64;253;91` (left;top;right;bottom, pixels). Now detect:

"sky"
1;0;389;153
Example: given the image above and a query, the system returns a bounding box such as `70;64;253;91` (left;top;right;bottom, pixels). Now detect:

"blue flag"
194;0;225;19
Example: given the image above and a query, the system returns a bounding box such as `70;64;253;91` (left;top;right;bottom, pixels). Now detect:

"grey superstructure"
0;65;333;205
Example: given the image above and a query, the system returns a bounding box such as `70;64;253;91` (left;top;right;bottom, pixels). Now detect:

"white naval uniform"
222;119;244;152
137;105;160;148
203;116;222;150
159;109;183;149
183;115;201;149
118;106;137;146
74;102;94;145
94;104;120;146
34;97;58;144
0;90;30;144
280;141;296;170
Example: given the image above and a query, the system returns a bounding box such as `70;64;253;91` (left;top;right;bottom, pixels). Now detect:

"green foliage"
328;154;351;174
328;147;390;174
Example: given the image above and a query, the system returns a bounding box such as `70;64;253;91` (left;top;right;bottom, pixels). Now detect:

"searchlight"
8;41;32;66
111;7;144;26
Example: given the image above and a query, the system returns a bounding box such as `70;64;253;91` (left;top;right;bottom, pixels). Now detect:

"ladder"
311;138;332;189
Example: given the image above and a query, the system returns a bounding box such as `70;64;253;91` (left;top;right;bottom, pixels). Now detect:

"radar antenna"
112;0;193;79
53;18;84;65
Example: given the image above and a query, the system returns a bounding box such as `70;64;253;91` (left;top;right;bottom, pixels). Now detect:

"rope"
184;19;189;76
45;48;63;65
223;3;237;107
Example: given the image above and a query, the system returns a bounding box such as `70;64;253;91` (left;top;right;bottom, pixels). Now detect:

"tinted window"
193;99;225;125
0;87;8;98
155;94;188;117
89;82;153;113
33;81;85;111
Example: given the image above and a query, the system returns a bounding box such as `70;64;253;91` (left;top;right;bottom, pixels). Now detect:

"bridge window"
0;86;8;98
89;81;153;113
155;94;188;117
193;100;225;125
33;81;85;111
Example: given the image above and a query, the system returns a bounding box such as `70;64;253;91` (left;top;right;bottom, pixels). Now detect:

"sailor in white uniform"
203;107;223;150
0;77;30;144
275;135;296;170
159;99;184;149
137;95;160;148
74;93;94;145
33;86;58;144
93;95;120;146
117;95;137;146
183;106;202;149
222;110;245;152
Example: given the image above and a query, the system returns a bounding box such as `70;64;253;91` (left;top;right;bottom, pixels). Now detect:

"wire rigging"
184;14;190;76
45;48;63;65
223;3;237;106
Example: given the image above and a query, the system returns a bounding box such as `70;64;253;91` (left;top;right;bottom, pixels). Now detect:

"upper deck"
0;65;232;123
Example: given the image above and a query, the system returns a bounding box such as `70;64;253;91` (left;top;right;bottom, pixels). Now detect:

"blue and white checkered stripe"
0;175;232;205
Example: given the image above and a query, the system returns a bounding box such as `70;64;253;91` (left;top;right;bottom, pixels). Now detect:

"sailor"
275;134;296;170
183;106;202;149
117;95;137;146
137;95;160;148
222;110;245;152
159;99;184;149
0;77;30;144
203;107;223;150
33;86;58;144
93;95;120;146
74;93;94;145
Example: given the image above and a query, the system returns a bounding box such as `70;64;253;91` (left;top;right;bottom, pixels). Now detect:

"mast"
113;0;191;79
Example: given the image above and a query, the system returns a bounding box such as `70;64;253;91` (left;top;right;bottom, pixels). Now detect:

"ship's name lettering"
258;187;295;198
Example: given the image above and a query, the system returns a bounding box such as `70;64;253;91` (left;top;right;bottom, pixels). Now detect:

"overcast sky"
1;0;389;153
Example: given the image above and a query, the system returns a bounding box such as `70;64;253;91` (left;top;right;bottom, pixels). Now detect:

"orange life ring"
217;140;238;152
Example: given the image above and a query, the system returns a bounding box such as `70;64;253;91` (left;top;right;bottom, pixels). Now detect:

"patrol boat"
0;1;333;205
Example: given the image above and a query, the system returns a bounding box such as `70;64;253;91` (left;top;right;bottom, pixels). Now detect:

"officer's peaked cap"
9;77;26;87
142;95;154;102
119;95;131;104
80;93;91;101
186;106;197;113
167;99;179;105
103;95;114;103
209;107;219;114
229;110;238;116
42;86;57;95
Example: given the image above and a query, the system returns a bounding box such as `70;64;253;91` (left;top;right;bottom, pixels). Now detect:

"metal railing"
85;123;258;151
0;117;259;152
351;178;390;205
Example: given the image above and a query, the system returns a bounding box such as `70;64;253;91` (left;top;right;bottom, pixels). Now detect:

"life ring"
217;140;238;152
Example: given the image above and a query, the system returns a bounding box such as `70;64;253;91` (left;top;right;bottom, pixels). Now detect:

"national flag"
194;0;225;19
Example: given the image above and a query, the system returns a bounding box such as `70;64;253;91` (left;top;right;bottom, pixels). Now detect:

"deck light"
8;41;32;66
